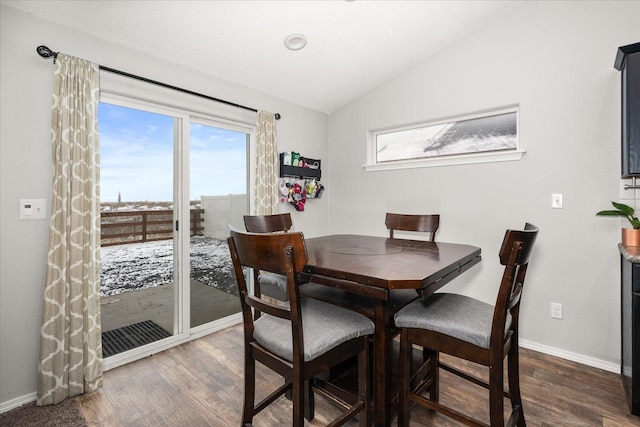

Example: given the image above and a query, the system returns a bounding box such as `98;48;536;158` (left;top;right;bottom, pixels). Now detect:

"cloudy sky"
98;102;247;202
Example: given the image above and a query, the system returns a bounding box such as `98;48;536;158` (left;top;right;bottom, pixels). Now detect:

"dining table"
299;234;481;427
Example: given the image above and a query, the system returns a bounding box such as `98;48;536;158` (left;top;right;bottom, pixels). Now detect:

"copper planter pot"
622;228;640;247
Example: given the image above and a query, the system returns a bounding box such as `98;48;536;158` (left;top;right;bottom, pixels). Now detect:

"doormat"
102;320;171;358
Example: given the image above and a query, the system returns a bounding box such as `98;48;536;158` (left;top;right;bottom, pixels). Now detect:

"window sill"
363;150;526;172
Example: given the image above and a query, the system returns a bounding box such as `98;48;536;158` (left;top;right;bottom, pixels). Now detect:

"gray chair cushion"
253;298;375;362
394;293;511;349
258;273;288;301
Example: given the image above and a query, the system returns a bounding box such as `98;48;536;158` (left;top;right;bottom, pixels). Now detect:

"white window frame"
365;106;525;172
99;74;256;370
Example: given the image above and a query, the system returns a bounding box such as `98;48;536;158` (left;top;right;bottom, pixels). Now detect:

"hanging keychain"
279;179;290;203
306;179;317;198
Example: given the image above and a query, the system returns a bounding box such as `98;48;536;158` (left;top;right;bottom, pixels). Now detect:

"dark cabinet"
621;249;640;415
615;43;640;178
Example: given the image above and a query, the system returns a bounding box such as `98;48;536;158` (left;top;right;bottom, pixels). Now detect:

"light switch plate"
551;193;563;209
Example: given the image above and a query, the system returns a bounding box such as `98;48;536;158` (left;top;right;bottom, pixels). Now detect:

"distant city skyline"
98;102;247;203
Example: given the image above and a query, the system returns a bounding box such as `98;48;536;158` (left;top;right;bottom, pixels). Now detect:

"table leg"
373;298;391;427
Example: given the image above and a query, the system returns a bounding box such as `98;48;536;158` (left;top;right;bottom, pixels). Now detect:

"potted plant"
596;201;640;246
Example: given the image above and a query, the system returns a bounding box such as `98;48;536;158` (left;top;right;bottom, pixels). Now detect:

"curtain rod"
36;45;281;120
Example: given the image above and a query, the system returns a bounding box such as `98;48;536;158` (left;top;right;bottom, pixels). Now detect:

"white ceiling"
2;0;521;114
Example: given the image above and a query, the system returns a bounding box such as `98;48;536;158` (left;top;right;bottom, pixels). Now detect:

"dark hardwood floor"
76;324;640;426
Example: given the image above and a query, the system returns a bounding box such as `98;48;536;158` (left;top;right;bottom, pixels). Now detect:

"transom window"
365;106;524;171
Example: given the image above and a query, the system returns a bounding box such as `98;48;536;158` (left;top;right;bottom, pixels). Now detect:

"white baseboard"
519;339;620;373
0;337;620;414
0;392;36;414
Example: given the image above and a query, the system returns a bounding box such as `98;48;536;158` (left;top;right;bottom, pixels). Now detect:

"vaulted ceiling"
2;0;521;113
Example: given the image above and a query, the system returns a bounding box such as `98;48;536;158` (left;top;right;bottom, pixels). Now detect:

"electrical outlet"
551;302;563;319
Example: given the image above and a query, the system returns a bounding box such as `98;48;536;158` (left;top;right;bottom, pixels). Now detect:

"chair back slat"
228;227;308;321
498;222;538;266
230;228;307;274
244;213;293;233
491;224;539;351
243;214;296;316
506;283;523;311
245;293;292;320
385;213;440;241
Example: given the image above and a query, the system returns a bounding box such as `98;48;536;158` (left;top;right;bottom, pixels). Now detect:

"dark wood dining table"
299;234;481;427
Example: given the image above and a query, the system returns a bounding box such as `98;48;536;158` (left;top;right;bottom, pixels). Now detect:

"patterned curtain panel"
255;111;279;215
37;54;103;406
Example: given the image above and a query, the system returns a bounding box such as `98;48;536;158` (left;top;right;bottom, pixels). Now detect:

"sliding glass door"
98;97;250;363
188;119;247;329
99;102;177;358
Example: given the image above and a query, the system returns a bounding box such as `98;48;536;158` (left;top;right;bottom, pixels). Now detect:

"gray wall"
0;6;328;408
327;1;639;367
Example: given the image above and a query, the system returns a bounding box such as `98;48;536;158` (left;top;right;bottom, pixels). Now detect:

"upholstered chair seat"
254;298;374;362
394;293;512;349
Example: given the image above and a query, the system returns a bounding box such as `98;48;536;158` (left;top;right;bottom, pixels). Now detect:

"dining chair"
385;213;440;241
244;213;293;304
243;213;293;234
394;223;539;427
227;227;373;427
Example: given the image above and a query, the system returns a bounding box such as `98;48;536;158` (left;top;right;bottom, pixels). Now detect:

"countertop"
619;244;640;263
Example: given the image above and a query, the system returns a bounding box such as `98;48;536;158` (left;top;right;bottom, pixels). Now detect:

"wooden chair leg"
358;343;370;427
293;372;305;427
428;350;439;403
508;346;526;426
398;330;411;427
242;351;256;425
489;360;505;427
304;380;314;421
252;270;262;319
285;382;292;401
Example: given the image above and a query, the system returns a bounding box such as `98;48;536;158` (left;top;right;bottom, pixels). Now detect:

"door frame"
99;94;255;370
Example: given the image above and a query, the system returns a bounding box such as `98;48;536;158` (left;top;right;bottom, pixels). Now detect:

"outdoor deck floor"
101;281;240;334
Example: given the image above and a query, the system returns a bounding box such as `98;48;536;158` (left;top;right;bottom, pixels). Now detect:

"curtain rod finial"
36;45;58;60
275;113;281;120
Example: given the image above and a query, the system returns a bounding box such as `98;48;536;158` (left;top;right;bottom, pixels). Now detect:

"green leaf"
595;210;626;217
596;202;640;228
612;201;635;216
